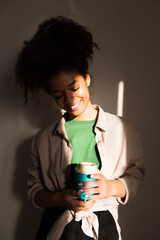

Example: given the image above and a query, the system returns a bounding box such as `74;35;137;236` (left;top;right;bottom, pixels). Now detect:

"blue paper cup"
75;162;99;200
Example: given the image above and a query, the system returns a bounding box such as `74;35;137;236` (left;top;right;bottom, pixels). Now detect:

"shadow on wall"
11;106;61;240
0;64;61;129
0;64;61;240
13;137;42;240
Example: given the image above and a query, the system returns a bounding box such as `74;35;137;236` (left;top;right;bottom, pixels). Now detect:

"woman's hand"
57;189;96;212
34;175;125;210
77;173;126;200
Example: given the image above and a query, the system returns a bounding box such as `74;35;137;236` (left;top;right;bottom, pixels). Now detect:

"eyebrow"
68;80;77;87
51;80;77;94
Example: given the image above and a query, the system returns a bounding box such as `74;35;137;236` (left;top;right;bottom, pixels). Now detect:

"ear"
86;74;91;87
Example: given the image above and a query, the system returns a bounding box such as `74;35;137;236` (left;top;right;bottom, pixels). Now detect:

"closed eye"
54;95;63;99
72;87;79;92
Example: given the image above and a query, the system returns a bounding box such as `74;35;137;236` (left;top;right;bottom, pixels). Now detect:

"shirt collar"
52;104;111;136
94;105;109;132
52;113;67;137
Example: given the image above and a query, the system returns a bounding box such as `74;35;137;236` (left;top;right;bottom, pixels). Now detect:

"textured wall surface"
0;1;160;239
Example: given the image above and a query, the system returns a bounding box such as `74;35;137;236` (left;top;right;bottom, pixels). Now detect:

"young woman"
16;16;145;240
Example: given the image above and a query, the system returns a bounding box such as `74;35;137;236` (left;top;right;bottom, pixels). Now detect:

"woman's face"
50;71;92;120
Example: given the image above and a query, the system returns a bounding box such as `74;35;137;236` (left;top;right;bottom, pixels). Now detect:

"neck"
70;101;98;121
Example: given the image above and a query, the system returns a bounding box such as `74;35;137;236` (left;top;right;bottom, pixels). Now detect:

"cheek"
78;86;90;98
77;88;83;96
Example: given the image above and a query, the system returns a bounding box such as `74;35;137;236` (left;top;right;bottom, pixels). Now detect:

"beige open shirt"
28;105;145;239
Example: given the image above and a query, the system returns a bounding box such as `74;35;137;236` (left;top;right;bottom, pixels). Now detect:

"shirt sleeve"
27;133;45;208
117;129;145;205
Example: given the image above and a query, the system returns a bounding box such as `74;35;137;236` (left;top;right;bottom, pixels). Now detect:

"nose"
64;91;74;104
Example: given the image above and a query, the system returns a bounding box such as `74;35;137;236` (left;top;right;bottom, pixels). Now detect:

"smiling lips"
68;99;82;111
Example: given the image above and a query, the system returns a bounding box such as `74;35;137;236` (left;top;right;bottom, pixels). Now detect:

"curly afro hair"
16;16;100;104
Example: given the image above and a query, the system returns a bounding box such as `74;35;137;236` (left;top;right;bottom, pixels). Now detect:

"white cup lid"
75;162;99;174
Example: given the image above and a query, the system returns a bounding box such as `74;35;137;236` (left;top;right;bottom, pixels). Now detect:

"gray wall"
0;1;160;239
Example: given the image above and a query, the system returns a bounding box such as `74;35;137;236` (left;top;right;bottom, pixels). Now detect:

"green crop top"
65;119;100;168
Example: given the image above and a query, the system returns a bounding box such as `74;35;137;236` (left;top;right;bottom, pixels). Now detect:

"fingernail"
78;183;83;186
85;195;89;198
90;175;94;178
79;189;83;192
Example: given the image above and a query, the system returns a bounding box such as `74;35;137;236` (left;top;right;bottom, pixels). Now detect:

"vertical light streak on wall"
117;81;124;117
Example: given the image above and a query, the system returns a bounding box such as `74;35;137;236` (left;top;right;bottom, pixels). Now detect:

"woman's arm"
34;188;96;212
28;134;96;212
79;127;144;202
34;189;61;208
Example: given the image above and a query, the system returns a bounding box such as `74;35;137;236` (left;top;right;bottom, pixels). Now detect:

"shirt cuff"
116;178;129;205
28;186;45;209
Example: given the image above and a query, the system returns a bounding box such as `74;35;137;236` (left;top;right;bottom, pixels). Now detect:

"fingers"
77;186;100;200
79;181;98;187
78;174;104;187
71;174;108;204
70;189;79;197
77;174;108;199
64;189;96;211
90;174;103;180
78;187;99;194
72;199;96;212
73;199;96;212
58;189;96;213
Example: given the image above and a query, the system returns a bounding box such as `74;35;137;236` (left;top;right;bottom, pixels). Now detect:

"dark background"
0;0;160;239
